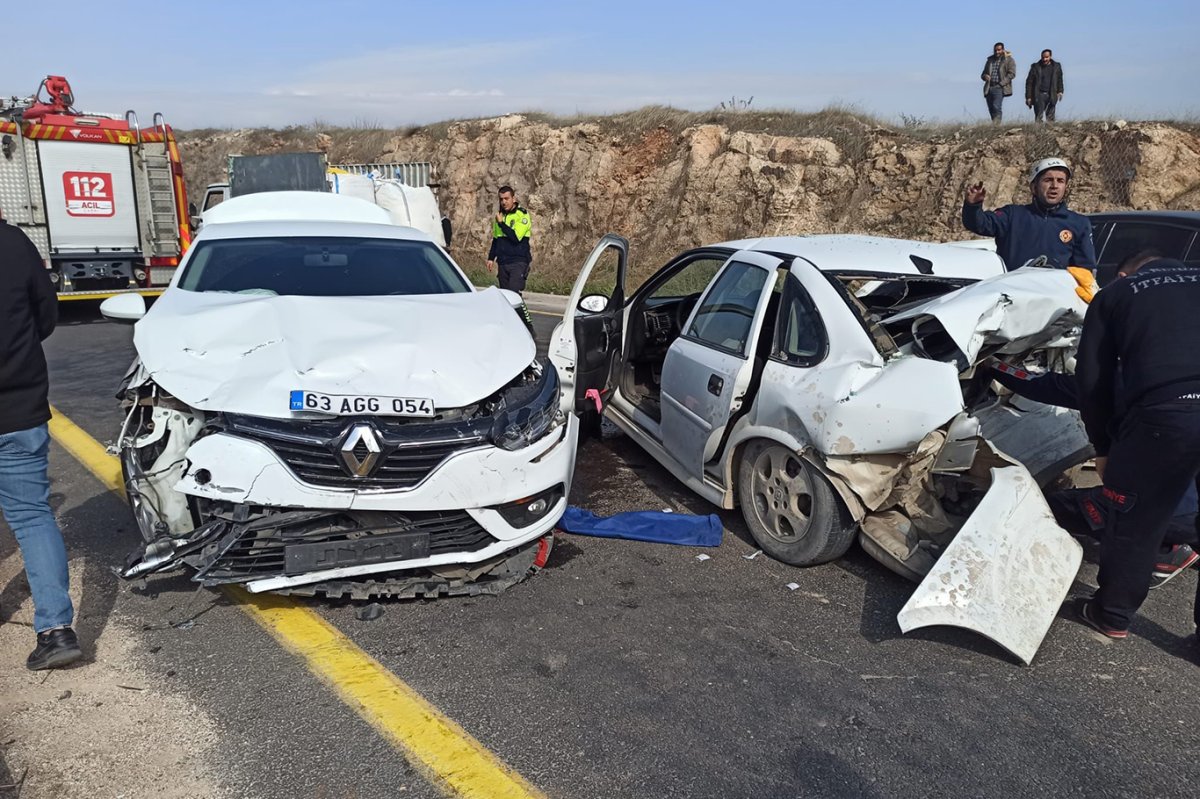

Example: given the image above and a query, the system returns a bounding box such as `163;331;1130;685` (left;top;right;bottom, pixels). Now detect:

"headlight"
491;365;562;451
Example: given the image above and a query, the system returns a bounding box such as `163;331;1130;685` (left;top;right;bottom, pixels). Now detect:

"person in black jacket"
0;208;81;669
1025;49;1064;123
1075;256;1200;640
988;257;1200;588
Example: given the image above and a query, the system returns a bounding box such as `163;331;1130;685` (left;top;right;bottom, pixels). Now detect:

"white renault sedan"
551;234;1092;663
102;192;576;599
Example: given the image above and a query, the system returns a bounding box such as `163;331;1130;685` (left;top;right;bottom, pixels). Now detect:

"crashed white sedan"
102;192;576;599
551;234;1092;663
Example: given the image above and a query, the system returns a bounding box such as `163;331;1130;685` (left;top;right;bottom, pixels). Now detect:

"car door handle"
707;374;723;396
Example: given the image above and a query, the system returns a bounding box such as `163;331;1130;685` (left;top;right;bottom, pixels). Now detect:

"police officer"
486;185;532;293
1074;255;1200;640
962;157;1096;271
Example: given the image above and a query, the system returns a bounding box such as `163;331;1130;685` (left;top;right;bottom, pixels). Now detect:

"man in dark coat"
1025;49;1065;123
0;206;82;669
1074;255;1200;640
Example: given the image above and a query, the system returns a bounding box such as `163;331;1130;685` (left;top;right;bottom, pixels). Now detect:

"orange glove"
1068;266;1099;304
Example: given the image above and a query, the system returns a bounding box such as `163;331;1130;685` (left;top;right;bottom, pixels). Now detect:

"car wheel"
737;440;856;566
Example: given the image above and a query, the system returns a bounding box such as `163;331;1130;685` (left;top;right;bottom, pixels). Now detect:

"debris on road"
743;550;763;561
355;602;386;622
695;554;711;562
786;583;800;591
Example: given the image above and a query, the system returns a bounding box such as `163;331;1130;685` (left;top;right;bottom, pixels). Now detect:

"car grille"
224;414;490;489
198;509;496;583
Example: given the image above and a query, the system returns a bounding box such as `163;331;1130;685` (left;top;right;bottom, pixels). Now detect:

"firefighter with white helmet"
963;156;1096;271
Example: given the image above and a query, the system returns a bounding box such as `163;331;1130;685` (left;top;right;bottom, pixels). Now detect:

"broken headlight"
491;365;562;451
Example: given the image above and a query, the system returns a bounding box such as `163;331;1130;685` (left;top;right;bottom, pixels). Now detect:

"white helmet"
1029;157;1072;184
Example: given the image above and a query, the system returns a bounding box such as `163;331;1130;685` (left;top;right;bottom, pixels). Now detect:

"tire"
736;439;856;566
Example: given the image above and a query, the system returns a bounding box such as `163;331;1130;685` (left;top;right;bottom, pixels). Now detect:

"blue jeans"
0;424;74;632
985;87;1006;122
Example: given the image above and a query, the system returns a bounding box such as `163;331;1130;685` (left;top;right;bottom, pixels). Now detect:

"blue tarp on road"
558;506;724;547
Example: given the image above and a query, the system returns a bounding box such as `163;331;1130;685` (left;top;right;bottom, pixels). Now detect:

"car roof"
713;234;1005;278
203;190;392;226
1088;210;1200;225
194;219;436;243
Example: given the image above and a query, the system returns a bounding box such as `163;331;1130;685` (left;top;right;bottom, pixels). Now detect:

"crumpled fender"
896;462;1082;665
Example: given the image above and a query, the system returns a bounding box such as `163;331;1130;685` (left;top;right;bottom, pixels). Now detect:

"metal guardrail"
332;162;433;187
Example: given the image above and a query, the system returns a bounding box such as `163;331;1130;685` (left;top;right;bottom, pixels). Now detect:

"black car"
1089;211;1200;284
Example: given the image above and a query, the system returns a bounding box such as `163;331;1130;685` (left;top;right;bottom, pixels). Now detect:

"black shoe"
1077;599;1129;640
26;627;83;671
1150;545;1200;590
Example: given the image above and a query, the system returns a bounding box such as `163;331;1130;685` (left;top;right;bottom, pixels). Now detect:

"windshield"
177;236;471;296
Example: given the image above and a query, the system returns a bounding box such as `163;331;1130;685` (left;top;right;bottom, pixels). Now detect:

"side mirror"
578;294;608;314
100;293;147;323
441;216;453;247
188;202;198;217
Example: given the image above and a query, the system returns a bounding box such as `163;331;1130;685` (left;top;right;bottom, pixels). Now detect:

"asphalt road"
5;300;1200;799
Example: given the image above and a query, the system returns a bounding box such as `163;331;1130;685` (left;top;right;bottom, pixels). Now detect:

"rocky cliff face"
177;117;1200;291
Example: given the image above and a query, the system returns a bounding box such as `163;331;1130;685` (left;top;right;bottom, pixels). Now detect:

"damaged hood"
885;267;1087;369
133;288;535;417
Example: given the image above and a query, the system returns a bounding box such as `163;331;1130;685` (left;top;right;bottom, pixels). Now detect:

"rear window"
177;236;470;297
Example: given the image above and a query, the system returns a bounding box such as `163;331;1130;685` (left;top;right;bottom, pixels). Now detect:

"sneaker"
26;627;83;671
1150;544;1200;590
1077;599;1129;640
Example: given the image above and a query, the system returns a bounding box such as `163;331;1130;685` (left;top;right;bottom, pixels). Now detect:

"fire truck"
0;75;191;300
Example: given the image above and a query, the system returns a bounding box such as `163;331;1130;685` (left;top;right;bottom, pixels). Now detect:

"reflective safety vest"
489;205;532;263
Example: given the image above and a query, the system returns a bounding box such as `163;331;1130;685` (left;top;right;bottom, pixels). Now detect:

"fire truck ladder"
127;110;180;258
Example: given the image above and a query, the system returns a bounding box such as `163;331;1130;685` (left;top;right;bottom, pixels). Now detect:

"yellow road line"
47;408;124;494
58;290;164;302
234;587;543;798
48;405;545;799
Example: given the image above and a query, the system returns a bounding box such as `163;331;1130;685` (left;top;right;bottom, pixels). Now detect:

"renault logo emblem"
340;424;381;477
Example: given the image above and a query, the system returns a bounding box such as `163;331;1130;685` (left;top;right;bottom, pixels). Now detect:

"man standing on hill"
486;185;533;293
1026;49;1065;123
981;42;1017;123
0;205;82;670
962;157;1096;270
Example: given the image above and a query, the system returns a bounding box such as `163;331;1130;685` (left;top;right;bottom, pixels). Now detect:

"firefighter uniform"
962;198;1096;270
488;206;532;292
1076;258;1200;634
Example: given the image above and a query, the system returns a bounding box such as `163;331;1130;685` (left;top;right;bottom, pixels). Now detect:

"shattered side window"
825;274;901;358
177;236;471;297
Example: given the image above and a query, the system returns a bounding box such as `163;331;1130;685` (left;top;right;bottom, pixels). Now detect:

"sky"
2;0;1196;129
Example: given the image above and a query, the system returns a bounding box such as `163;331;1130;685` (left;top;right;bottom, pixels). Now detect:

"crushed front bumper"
122;413;578;595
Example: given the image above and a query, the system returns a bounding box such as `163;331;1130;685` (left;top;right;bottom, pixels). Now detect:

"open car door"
549;234;628;415
658;251;782;475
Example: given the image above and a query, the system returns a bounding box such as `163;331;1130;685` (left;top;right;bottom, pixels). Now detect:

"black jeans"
1094;400;1200;630
1033;92;1057;122
498;260;530;293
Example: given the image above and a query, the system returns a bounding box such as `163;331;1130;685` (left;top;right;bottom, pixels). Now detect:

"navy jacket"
962;200;1096;270
0;219;57;435
1076;259;1200;455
